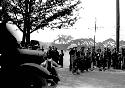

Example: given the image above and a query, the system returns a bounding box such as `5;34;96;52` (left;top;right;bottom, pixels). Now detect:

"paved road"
56;68;125;88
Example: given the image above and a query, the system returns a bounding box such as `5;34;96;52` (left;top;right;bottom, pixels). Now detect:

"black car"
0;22;58;88
30;40;40;50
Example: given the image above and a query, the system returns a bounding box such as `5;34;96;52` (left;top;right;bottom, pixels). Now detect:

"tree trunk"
22;0;31;48
22;28;26;47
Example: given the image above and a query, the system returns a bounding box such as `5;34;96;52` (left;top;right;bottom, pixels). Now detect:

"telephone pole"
94;17;97;52
116;0;120;52
88;18;103;51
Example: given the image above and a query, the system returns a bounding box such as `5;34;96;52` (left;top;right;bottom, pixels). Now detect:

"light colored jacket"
41;58;59;68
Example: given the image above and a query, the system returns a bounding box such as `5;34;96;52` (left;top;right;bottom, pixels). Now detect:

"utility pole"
94;17;97;52
116;0;120;53
88;18;103;51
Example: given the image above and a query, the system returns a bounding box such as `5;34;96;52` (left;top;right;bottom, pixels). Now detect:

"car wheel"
19;72;48;88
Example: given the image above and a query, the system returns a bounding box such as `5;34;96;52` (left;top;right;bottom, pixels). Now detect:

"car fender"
19;63;51;79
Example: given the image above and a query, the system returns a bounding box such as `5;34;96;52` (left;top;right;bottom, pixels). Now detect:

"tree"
0;0;82;47
54;34;73;44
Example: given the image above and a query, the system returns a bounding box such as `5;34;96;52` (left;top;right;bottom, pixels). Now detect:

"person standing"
52;47;60;64
59;50;64;68
107;48;112;69
96;49;101;70
122;48;125;70
72;47;79;74
47;46;53;59
69;48;74;71
112;48;118;69
91;47;96;69
78;46;85;72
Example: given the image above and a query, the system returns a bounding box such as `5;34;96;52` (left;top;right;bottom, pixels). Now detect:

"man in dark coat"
69;48;74;71
112;48;118;69
122;48;125;70
52;47;60;64
107;48;112;69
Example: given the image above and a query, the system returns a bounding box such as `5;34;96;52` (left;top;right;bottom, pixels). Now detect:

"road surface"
56;68;125;88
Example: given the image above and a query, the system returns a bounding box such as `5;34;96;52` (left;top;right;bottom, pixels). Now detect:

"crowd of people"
69;46;125;74
39;45;125;75
21;44;125;76
41;46;64;68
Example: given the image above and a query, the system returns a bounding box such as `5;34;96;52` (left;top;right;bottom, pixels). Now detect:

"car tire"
18;72;48;88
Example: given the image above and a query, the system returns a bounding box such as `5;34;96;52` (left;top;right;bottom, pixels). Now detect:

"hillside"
52;38;125;50
18;38;125;50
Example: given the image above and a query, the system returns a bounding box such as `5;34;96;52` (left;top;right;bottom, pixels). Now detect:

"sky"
10;0;125;43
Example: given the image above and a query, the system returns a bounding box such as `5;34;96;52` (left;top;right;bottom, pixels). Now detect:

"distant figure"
69;48;74;71
69;47;77;72
47;46;53;59
40;47;47;60
59;50;64;68
52;47;60;64
112;48;118;69
122;48;125;70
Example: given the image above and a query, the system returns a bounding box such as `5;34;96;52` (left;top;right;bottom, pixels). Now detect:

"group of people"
41;46;64;68
69;46;125;74
40;46;64;85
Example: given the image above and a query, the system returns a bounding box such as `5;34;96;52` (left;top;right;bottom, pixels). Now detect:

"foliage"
53;34;73;44
1;0;83;33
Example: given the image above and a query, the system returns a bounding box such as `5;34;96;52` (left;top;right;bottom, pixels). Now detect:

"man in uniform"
72;47;79;74
107;48;112;69
91;47;96;70
122;48;125;70
85;47;91;71
96;48;102;70
52;47;60;64
112;48;118;69
77;46;85;72
69;47;78;74
69;48;74;71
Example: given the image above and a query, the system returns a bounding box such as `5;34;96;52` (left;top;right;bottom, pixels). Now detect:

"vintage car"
29;40;40;50
0;23;58;88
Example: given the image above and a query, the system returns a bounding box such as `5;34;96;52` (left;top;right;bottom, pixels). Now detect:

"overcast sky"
11;0;125;43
